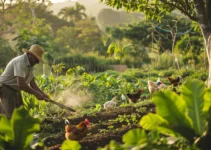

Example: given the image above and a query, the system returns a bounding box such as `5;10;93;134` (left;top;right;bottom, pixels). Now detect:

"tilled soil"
40;102;155;150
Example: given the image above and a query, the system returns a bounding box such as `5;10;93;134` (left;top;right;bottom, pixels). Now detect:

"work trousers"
0;84;23;119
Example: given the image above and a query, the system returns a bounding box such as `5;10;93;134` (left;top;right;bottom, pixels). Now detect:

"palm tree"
58;2;87;23
74;2;87;21
58;7;75;22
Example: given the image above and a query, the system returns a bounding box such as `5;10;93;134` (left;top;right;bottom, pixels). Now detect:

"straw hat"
22;44;45;63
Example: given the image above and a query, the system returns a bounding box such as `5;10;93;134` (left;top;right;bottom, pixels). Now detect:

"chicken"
103;96;117;110
126;88;143;103
158;83;167;90
167;76;181;87
65;118;90;140
148;80;162;95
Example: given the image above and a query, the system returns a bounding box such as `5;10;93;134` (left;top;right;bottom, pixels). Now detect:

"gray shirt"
0;54;34;91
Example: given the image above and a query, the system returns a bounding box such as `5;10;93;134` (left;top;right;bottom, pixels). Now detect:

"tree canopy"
99;0;211;86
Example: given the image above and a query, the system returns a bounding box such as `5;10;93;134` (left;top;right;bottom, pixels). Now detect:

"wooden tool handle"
46;99;76;112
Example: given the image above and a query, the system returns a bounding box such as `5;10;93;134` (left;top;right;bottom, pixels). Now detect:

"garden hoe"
46;98;76;112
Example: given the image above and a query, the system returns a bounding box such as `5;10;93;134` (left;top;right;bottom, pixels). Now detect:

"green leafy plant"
107;43;132;61
99;79;211;149
140;79;211;149
111;114;139;126
61;140;81;150
94;104;102;112
0;106;41;150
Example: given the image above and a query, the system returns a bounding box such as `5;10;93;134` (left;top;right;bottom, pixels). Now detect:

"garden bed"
40;102;155;150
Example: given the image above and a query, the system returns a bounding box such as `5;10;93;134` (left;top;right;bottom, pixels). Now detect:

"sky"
51;0;78;3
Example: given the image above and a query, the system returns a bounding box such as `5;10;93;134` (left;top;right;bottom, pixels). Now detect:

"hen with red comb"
65;118;90;140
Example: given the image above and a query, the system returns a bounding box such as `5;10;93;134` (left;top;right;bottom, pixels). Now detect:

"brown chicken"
126;88;143;103
65;118;90;140
167;76;181;87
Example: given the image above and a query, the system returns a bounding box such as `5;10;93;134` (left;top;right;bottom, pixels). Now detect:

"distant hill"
50;0;111;17
50;0;145;30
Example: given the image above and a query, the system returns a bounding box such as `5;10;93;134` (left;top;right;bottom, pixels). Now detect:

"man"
0;44;50;118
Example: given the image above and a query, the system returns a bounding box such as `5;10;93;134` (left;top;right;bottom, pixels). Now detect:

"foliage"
0;38;14;67
151;52;175;70
111;113;140;125
54;19;102;53
64;66;146;105
99;0;196;21
34;3;70;32
99;0;211;87
99;79;211;149
22;93;47;119
55;54;112;72
158;69;174;77
58;2;87;23
66;66;85;77
1;67;211;150
180;69;195;78
107;42;132;60
105;14;195;69
61;140;81;150
0;106;41;150
13;18;53;54
140;79;211;149
52;63;65;75
175;34;204;65
22;67;68;119
97;8;144;30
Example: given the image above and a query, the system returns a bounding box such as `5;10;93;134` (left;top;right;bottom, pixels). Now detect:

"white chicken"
103;96;117;110
148;80;161;95
148;78;167;95
158;83;167;89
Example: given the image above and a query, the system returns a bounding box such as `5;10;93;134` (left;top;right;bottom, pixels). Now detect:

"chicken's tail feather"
65;119;70;125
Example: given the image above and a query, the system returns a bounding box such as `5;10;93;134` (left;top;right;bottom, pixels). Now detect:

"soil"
40;102;156;150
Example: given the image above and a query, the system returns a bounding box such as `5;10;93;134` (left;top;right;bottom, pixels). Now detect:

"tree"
35;3;70;32
55;19;102;53
0;38;14;66
55;26;81;53
175;34;204;67
58;7;76;22
97;8;144;30
75;19;103;52
99;0;211;86
58;2;87;23
74;2;87;21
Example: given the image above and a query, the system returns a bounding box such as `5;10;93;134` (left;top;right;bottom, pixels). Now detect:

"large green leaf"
122;128;147;145
107;43;117;55
203;87;211;112
11;107;41;150
152;90;196;142
153;90;192;128
61;140;81;150
140;113;177;136
0;115;13;141
181;79;207;135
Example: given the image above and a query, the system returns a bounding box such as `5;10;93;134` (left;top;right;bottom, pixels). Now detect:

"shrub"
158;70;175;77
181;69;194;78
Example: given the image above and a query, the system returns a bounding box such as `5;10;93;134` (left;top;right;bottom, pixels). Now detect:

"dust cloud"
54;89;93;107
